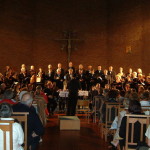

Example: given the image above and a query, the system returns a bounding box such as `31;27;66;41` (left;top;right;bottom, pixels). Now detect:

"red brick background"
0;0;149;75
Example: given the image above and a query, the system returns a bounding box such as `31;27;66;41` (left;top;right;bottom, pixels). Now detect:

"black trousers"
67;94;78;116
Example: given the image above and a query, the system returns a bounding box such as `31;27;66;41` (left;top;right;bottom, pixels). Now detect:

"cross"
56;31;83;64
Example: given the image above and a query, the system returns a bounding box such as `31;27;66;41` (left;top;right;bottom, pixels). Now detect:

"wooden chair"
100;102;122;141
12;112;29;150
76;100;90;123
92;96;103;123
0;120;14;150
124;114;150;150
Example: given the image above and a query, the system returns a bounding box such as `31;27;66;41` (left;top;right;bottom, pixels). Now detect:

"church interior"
0;0;150;150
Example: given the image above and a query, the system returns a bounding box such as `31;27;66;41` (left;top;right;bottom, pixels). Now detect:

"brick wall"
0;0;149;75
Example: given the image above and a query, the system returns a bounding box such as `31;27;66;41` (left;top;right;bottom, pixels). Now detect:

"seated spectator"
0;103;24;150
101;90;119;123
0;89;17;105
119;100;143;150
44;81;57;116
34;85;49;116
13;91;44;150
140;91;150;107
110;98;130;148
129;91;139;101
133;119;150;150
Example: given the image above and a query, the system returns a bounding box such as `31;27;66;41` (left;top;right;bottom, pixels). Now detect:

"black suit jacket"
12;103;44;138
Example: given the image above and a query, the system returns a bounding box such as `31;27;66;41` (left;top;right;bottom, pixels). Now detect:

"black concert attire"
54;73;64;89
130;78;138;91
95;70;104;78
145;81;150;89
13;103;44;150
108;70;116;84
65;72;73;82
138;79;146;87
45;69;55;82
112;81;124;91
95;70;104;85
76;73;87;90
67;78;81;116
18;72;29;87
101;74;109;88
88;73;97;89
44;87;58;115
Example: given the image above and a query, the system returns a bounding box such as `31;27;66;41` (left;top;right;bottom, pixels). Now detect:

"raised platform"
59;116;80;130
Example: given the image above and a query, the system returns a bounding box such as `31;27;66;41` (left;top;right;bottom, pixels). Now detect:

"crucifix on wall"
56;31;83;64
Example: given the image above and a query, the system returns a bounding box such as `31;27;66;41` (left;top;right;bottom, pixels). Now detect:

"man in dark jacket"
67;75;81;116
13;91;44;150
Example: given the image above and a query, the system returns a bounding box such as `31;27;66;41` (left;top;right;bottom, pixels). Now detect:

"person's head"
79;64;83;69
138;74;143;80
125;84;130;91
79;69;83;74
146;76;150;83
97;65;101;70
6;66;10;71
129;92;139;101
69;62;73;67
104;69;108;75
21;64;26;69
47;81;53;89
0;103;12;118
91;69;95;74
129;68;132;74
132;72;137;78
39;68;42;72
68;69;73;74
138;85;145;93
58;63;62;68
119;67;123;73
126;75;131;81
3;89;14;99
137;68;142;74
105;84;110;89
0;83;6;90
128;100;142;114
95;83;100;89
0;73;3;79
88;65;92;70
21;68;26;73
20;92;33;107
115;75;121;81
30;65;34;70
141;91;150;100
48;64;52;69
36;85;42;94
56;69;61;75
109;66;113;71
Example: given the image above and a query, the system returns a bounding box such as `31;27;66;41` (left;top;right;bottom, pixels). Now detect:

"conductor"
67;74;81;116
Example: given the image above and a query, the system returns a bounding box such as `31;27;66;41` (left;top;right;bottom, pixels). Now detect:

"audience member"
0;103;24;150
